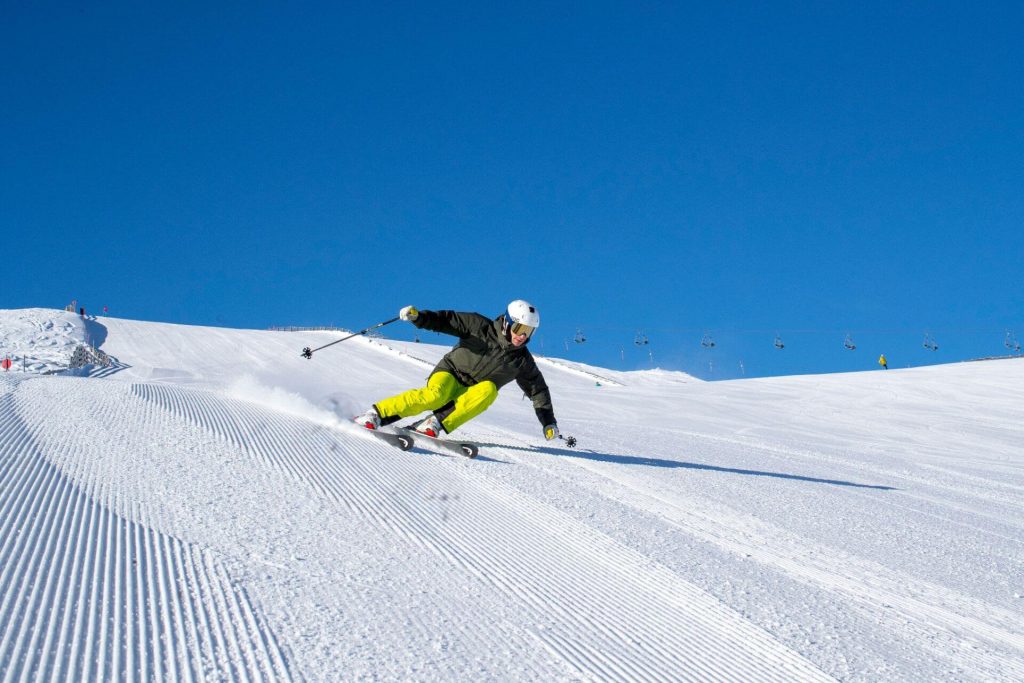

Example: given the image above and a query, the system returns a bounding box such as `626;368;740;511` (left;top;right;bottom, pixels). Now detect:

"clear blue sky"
3;2;1021;379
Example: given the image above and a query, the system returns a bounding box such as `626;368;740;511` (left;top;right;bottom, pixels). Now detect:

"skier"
354;300;560;442
879;354;888;370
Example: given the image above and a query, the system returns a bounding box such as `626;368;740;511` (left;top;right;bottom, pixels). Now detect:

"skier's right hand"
400;306;419;322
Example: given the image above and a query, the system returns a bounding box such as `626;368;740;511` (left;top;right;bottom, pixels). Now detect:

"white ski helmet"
503;299;540;340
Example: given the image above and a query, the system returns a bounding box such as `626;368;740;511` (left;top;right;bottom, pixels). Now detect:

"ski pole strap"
301;316;401;358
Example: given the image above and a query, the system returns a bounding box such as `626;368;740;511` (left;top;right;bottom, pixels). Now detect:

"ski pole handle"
301;316;401;358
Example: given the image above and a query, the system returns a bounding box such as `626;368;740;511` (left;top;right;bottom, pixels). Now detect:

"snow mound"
0;308;89;374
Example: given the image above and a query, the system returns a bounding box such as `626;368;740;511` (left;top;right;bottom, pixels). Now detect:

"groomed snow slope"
1;309;1023;681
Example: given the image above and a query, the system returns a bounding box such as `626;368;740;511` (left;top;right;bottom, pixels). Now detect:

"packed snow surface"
1;308;1023;681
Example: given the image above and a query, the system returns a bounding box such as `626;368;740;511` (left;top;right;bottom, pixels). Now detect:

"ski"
400;427;478;459
363;427;414;451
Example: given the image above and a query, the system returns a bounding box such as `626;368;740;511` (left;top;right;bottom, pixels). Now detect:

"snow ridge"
129;383;830;681
0;392;291;682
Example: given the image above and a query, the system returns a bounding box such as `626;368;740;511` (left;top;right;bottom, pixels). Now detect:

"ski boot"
354;407;381;430
412;414;442;438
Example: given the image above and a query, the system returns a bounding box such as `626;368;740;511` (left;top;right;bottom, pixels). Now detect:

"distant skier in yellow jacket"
878;354;888;370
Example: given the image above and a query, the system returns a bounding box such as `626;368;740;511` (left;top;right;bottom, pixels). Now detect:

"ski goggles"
507;320;536;339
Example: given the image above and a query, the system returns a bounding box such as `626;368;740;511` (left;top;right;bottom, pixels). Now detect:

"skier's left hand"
543;424;559;441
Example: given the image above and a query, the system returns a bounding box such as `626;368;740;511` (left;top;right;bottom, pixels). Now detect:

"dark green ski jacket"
412;310;556;427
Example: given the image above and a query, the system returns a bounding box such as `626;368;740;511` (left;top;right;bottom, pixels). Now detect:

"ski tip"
397;434;414;451
461;444;479;458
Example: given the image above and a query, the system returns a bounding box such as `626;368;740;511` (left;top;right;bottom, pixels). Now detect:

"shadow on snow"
483;442;898;491
82;317;108;348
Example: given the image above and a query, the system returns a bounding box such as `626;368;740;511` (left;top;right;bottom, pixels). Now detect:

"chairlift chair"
773;334;785;350
574;329;587;344
1007;331;1022;354
844;334;856;351
700;333;716;349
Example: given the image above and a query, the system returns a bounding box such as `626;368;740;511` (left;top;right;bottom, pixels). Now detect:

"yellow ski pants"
375;371;498;433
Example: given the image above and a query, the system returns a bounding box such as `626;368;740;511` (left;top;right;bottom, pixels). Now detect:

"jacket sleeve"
516;360;556;427
412;310;491;339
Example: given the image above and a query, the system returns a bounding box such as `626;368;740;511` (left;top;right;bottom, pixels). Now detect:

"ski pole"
301;317;401;359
